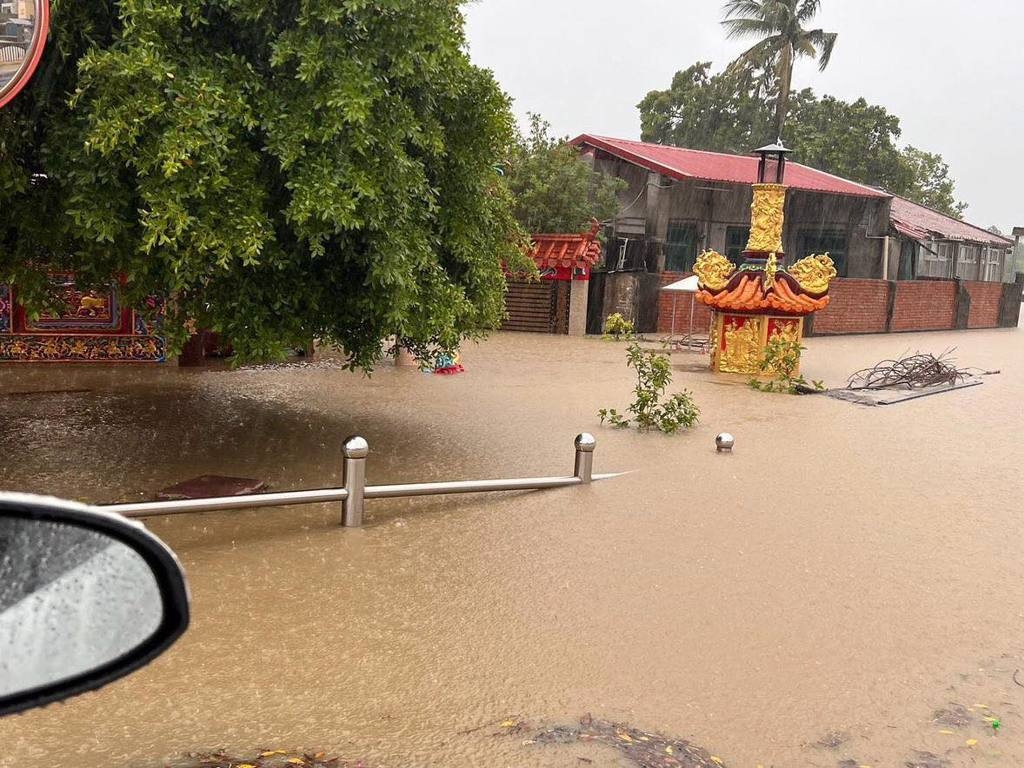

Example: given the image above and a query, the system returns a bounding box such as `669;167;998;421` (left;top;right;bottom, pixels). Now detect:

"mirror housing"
0;493;189;716
0;0;50;110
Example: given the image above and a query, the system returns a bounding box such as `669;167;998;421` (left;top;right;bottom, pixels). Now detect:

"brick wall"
962;281;1003;328
653;274;1014;337
890;281;957;331
656;271;713;334
811;279;890;335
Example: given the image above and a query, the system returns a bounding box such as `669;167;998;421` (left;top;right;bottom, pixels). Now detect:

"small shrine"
693;142;837;376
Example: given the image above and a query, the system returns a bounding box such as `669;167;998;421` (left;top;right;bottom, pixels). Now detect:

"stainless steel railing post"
573;433;596;484
341;436;369;527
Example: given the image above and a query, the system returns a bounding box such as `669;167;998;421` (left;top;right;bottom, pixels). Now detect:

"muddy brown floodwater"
1;329;1023;768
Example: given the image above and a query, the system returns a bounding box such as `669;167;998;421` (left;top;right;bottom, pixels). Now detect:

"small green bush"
602;313;635;341
748;335;826;394
600;342;700;434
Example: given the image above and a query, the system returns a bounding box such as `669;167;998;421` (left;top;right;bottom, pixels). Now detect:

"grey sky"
465;0;1022;233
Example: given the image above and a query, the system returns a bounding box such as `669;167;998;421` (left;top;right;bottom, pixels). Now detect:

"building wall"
592;154;890;279
810;279;890;334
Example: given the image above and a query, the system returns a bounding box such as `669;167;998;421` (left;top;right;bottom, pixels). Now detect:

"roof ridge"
586;134;757;163
787;161;891;198
891;194;1012;245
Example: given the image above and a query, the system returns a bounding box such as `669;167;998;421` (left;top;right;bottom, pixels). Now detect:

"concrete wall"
568;280;589;336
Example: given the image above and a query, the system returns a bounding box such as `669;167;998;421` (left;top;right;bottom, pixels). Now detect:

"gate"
502;279;570;334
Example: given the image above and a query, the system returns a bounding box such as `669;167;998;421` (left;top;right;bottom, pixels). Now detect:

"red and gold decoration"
695;157;837;376
0;276;165;363
511;219;603;282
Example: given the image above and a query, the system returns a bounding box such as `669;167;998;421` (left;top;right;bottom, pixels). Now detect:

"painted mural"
0;276;165;362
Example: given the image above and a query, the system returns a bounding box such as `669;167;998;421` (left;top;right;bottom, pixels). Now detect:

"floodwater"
1;328;1023;768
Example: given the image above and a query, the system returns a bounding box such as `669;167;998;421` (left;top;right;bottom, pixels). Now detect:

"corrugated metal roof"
890;196;1012;247
572;135;890;199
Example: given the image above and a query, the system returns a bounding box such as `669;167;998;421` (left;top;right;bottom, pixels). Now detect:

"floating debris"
164;750;354;768
524;717;726;767
846;349;990;391
827;349;997;406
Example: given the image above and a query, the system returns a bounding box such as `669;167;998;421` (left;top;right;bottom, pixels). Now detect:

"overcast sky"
465;0;1022;233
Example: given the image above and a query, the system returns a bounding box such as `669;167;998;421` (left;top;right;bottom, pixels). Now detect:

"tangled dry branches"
846;349;972;391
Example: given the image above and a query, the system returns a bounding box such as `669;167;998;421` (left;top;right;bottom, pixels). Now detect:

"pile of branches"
847;349;972;391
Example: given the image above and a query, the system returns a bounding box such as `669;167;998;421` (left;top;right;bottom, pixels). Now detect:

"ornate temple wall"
0;277;165;363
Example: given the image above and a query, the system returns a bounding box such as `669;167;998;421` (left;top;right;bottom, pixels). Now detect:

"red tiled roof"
529;219;603;270
571;134;890;199
697;273;829;316
890;196;1012;247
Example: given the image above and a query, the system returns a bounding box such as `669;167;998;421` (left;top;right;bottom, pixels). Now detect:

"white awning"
660;275;700;293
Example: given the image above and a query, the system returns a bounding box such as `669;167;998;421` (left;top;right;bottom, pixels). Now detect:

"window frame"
664;220;698;273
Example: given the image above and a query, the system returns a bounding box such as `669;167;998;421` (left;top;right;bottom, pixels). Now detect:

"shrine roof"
697;272;829;316
529;220;603;270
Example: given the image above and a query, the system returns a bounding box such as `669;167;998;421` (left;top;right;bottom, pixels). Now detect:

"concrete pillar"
568;279;589;336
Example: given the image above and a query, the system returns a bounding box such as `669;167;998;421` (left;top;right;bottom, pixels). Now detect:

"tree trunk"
773;46;794;141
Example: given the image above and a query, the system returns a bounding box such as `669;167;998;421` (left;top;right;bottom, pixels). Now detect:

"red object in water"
433;365;465;375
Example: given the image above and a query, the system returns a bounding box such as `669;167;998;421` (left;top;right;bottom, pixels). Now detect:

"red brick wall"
890;281;957;331
962;281;1002;328
812;279;891;335
656;272;713;334
653;273;1006;337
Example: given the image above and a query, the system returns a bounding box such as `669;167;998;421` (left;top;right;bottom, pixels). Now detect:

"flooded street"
1;329;1023;768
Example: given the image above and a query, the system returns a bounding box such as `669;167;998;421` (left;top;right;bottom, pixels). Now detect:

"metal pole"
341;436;368;527
688;293;695;346
573;433;596;484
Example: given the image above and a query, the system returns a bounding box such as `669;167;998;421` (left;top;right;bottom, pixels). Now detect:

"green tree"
637;61;773;154
638;61;967;217
722;0;838;140
505;114;625;234
0;0;530;367
787;93;914;192
897;146;967;218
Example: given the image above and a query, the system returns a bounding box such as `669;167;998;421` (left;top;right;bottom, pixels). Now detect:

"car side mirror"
0;493;190;716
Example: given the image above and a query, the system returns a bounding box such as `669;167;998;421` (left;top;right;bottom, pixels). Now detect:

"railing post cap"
575;433;596;452
342;435;369;459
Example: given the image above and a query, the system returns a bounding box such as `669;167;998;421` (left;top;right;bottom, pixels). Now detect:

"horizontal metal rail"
109;488;351;518
102;433;616;527
363;473;619;500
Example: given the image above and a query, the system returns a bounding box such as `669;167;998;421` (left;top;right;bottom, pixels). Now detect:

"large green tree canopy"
0;0;529;366
638;61;966;218
505;114;625;235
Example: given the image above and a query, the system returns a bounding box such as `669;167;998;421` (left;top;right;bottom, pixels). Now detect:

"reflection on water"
1;329;1023;767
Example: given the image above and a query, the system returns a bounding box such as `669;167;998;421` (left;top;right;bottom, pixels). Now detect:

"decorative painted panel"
0;276;165;363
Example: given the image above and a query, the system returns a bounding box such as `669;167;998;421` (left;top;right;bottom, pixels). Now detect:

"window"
665;221;697;272
725;226;750;263
955;245;979;279
798;230;848;277
898;241;916;280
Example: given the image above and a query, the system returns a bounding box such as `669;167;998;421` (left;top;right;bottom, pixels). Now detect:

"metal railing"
103;433;619;527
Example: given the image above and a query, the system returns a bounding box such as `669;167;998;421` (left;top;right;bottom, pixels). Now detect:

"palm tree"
722;0;837;142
